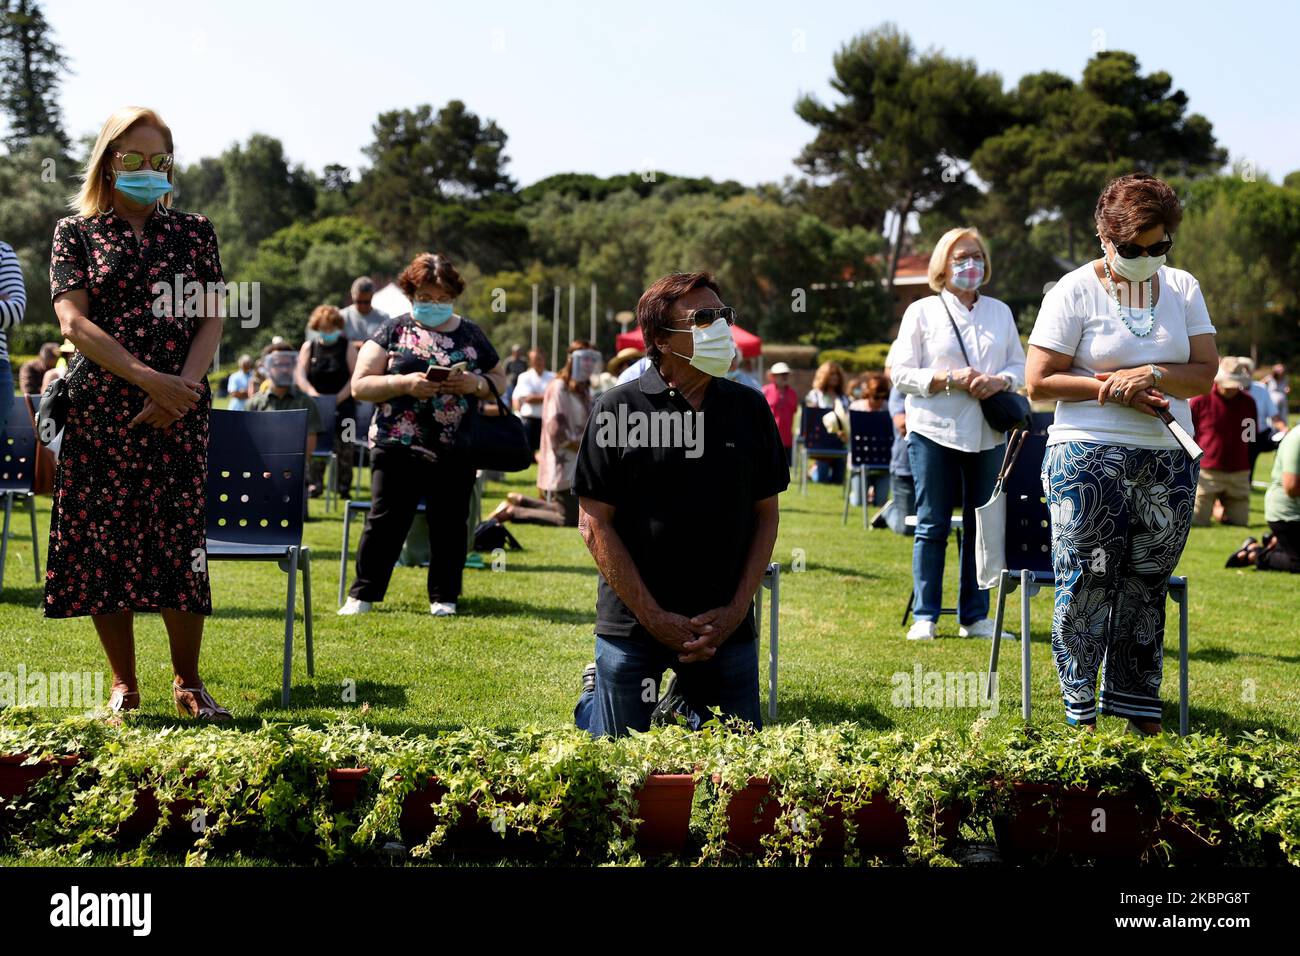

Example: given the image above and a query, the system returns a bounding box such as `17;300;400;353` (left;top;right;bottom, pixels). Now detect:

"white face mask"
669;319;734;378
1106;241;1165;282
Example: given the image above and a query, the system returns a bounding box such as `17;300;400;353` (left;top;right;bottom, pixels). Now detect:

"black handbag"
35;356;81;447
938;297;1031;433
455;375;534;472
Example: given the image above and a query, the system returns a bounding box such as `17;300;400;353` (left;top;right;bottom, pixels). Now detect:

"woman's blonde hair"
812;361;846;395
927;227;992;293
308;304;344;331
72;106;175;218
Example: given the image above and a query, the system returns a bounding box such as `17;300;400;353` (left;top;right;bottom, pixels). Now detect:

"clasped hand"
643;602;747;664
1096;369;1168;416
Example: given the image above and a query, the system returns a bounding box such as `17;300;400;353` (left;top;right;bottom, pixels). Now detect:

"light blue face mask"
411;302;453;328
114;169;173;205
316;331;341;345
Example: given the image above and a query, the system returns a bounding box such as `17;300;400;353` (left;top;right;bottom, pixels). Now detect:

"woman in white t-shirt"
1026;173;1219;735
891;227;1026;641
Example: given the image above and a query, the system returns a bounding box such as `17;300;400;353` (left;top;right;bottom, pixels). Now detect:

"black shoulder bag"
454;375;534;472
36;355;83;447
939;297;1030;434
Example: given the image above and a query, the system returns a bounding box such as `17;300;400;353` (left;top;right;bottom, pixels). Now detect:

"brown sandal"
173;680;232;721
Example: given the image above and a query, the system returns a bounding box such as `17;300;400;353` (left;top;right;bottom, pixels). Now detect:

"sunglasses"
1109;234;1173;259
667;307;737;330
114;150;174;173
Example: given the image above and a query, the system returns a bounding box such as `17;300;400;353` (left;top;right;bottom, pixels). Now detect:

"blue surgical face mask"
316;331;341;345
114;169;173;205
411;302;453;327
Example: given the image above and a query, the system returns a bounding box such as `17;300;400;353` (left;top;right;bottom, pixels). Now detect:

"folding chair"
984;432;1191;734
312;394;339;512
842;409;893;527
796;405;848;494
349;400;374;487
751;562;780;720
206;408;314;707
0;395;41;592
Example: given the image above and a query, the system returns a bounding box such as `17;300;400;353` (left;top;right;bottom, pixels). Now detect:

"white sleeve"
889;300;936;397
1028;278;1083;357
996;305;1027;389
1183;274;1215;337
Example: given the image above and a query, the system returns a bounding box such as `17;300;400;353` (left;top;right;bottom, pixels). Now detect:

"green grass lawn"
0;451;1296;740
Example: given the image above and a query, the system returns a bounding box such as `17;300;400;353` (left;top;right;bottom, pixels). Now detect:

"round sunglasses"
114;150;174;173
1108;234;1173;259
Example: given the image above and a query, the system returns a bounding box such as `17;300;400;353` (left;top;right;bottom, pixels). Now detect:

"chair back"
1003;431;1053;577
1029;410;1054;437
799;404;845;453
206;409;308;546
313;393;337;454
0;395;37;493
847;409;893;468
349;400;374;448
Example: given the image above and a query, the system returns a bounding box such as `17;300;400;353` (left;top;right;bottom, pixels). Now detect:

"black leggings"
349;445;478;603
1257;520;1300;573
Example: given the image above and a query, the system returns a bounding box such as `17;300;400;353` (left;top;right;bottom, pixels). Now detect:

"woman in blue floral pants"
1041;442;1198;726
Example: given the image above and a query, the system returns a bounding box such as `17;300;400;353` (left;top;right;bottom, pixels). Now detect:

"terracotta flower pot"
715;776;782;854
993;782;1155;861
632;774;695;855
327;767;370;812
0;753;80;802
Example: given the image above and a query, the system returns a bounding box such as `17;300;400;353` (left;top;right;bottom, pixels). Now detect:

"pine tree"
0;0;69;151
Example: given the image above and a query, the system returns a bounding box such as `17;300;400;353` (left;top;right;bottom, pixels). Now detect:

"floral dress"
46;208;222;618
367;314;499;462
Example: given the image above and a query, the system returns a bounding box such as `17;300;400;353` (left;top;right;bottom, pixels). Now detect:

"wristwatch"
944;369;953;395
1149;363;1164;385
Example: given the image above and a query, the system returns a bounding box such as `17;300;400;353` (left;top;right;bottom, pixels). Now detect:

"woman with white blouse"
1026;173;1217;735
891;227;1026;641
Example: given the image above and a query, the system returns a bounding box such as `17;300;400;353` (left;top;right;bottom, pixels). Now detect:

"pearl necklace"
1101;258;1156;337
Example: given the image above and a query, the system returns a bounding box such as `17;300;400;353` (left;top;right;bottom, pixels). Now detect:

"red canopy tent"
615;324;762;359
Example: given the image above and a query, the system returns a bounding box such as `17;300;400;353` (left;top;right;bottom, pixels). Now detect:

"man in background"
247;343;322;500
762;362;798;466
1190;357;1257;527
512;349;554;452
340;277;390;349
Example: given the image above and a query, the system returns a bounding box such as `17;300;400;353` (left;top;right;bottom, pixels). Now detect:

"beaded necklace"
1101;257;1156;337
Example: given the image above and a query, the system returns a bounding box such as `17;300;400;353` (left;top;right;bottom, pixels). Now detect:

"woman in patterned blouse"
339;253;507;618
48;107;229;721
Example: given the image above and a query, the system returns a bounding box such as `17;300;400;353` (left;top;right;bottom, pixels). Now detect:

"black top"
505;356;529;388
307;338;350;394
573;365;789;643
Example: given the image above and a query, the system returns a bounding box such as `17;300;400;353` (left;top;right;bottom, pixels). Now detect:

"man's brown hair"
636;272;721;367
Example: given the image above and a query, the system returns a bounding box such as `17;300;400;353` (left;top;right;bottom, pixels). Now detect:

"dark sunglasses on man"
113;150;175;173
667;306;738;330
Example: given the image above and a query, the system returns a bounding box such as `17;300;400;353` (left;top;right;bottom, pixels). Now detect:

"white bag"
975;429;1027;591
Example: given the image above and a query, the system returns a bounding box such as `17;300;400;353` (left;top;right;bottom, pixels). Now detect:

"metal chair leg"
841;466;852;524
338;505;352;607
862;470;870;529
27;494;40;582
302;546;314;678
986;569;1012;702
768;562;779;721
799;446;807;495
1178;579;1189;736
0;493;12;592
282;547;299;708
1020;568;1032;722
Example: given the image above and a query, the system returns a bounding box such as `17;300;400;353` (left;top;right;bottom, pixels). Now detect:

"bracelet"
944;370;952;395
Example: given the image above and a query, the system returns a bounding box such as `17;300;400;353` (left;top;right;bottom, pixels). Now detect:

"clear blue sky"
39;0;1299;188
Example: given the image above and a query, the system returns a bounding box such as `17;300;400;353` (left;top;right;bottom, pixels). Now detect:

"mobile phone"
425;365;451;382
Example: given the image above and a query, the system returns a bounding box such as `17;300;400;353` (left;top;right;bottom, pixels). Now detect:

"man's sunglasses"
114;150;174;172
1109;234;1173;259
666;307;737;330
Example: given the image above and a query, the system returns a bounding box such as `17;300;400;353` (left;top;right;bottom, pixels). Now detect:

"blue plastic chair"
0;395;41;592
842;409;894;527
983;432;1190;733
205;408;313;707
796;404;848;494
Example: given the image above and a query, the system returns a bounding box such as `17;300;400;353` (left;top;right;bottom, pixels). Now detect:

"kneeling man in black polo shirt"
572;272;788;737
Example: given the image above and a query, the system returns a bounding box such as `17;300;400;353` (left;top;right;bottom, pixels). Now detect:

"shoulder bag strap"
937;294;973;368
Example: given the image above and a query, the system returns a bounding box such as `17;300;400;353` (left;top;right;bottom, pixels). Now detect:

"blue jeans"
907;432;1002;625
849;468;890;508
0;359;12;440
574;632;762;737
886;471;915;535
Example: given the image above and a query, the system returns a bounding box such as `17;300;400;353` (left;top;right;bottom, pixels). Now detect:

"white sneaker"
337;598;372;616
959;619;1015;640
906;619;936;641
430;602;457;617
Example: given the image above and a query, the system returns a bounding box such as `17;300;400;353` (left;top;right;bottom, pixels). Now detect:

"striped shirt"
0;241;27;361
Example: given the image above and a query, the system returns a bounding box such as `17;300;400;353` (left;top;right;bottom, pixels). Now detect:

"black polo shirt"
573;364;789;643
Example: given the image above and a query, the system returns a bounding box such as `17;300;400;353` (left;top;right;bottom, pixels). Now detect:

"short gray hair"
351;276;375;298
